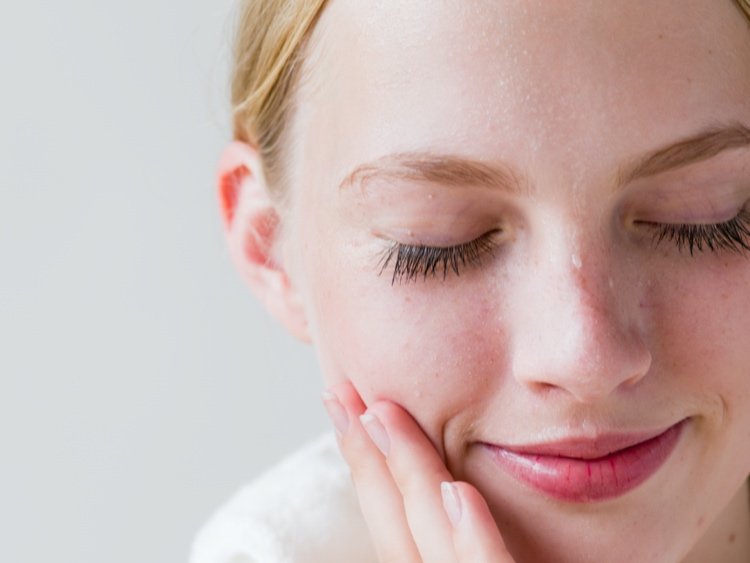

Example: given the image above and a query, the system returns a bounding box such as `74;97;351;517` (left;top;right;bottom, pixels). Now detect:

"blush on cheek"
641;262;750;437
313;279;511;427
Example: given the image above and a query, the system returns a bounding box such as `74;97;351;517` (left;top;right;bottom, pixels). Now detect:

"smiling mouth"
480;419;688;502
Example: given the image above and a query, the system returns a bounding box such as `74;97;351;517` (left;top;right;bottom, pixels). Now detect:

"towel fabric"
190;432;378;563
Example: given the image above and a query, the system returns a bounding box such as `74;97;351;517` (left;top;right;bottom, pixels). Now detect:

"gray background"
0;1;328;562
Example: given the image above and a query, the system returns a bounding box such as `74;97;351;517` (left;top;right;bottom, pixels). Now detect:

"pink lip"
481;419;687;502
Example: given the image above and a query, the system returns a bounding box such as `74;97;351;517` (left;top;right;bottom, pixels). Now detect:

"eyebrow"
339;151;527;195
617;123;750;185
338;123;750;195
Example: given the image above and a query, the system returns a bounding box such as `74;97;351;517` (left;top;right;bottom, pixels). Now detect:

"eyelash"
378;232;500;285
643;207;750;256
378;209;750;285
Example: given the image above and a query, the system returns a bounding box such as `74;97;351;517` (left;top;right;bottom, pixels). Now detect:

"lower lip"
482;421;686;502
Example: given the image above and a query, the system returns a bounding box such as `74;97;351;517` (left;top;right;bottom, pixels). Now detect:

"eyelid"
622;171;749;224
633;204;740;226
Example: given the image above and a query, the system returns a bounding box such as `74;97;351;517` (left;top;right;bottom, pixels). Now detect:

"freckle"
728;533;736;543
697;515;705;527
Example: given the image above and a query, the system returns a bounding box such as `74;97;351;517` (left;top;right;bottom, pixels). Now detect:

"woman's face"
282;0;750;560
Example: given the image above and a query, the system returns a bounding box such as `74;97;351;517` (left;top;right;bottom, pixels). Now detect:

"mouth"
480;418;688;503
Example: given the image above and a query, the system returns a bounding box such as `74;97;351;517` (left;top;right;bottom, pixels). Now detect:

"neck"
682;479;750;563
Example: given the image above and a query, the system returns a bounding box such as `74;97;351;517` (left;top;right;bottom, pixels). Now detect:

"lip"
480;419;688;502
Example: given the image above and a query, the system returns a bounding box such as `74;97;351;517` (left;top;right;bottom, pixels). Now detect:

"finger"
362;401;457;563
323;383;422;562
442;481;515;562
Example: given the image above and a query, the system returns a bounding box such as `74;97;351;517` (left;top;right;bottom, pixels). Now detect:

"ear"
217;141;311;343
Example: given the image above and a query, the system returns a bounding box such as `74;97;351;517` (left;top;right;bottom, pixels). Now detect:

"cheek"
648;257;750;472
309;267;511;428
650;260;750;395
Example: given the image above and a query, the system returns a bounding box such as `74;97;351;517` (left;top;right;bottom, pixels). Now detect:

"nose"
509;233;652;403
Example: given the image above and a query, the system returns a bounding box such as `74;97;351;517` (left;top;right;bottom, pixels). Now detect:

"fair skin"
219;1;750;561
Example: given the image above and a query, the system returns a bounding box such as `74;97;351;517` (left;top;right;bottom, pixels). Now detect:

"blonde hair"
231;0;328;197
230;0;750;195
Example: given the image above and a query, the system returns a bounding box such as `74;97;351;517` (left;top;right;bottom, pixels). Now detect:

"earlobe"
216;142;311;343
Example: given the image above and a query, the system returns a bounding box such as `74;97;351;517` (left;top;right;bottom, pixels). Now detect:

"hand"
322;381;516;563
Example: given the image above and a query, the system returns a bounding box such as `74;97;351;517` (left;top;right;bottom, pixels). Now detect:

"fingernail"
360;412;390;456
441;481;462;527
321;391;349;436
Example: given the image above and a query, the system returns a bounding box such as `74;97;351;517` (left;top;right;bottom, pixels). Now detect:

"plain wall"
0;1;328;562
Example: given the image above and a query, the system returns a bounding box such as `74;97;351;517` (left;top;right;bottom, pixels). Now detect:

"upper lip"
485;420;684;460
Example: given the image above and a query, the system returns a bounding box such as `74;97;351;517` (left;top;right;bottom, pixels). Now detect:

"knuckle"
339;427;385;481
396;463;444;498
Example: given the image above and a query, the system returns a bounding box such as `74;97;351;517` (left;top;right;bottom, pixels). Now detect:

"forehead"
292;0;750;191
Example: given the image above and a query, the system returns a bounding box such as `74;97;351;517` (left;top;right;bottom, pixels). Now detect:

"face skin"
231;1;750;561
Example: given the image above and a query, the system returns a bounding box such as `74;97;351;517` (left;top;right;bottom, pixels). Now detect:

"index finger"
326;382;423;562
362;401;457;563
442;481;515;562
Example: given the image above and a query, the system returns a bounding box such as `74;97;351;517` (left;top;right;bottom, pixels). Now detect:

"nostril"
528;380;564;396
516;377;565;397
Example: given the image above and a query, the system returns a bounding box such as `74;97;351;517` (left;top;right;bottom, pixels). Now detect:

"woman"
193;1;750;561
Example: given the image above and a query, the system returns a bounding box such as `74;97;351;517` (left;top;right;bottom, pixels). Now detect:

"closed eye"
378;231;500;285
638;207;750;256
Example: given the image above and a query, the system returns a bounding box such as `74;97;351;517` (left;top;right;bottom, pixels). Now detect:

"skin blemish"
572;253;582;269
729;533;736;544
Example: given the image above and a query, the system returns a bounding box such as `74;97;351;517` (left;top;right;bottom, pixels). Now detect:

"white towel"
190;433;377;563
